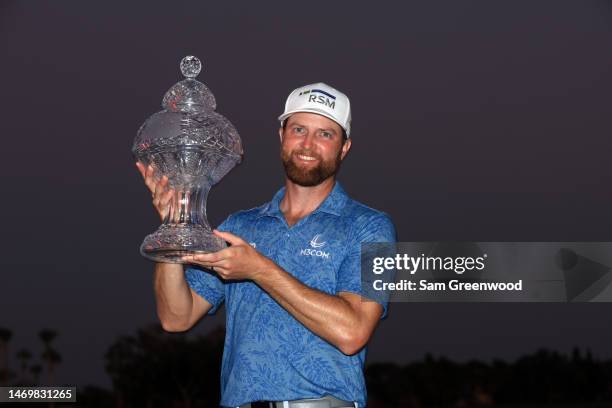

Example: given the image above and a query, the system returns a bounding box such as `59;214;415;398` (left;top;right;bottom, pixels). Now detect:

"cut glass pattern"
132;56;243;263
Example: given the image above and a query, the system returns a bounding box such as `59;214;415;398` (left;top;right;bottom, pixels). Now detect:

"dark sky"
1;1;612;388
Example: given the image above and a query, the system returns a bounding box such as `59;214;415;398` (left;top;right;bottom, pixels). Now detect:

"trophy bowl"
133;56;242;263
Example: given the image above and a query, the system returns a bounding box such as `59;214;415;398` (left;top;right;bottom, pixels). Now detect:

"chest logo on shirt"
300;234;330;259
309;234;326;248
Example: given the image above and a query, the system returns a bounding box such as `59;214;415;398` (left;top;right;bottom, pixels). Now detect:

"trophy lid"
133;56;243;186
162;56;217;114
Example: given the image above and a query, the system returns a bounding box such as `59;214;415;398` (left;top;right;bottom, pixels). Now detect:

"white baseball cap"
278;82;352;137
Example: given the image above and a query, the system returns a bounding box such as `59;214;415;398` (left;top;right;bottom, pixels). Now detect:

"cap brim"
278;108;350;137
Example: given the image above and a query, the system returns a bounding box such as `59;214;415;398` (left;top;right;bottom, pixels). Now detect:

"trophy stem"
164;186;209;227
140;184;227;263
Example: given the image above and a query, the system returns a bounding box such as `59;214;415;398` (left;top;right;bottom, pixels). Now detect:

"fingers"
151;176;165;206
135;162;146;178
213;229;246;246
136;162;173;199
210;265;230;278
152;174;169;201
160;188;174;210
153;176;174;221
137;164;156;194
181;247;233;264
181;252;229;271
137;162;176;221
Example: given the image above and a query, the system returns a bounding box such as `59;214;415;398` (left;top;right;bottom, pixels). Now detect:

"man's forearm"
154;262;194;331
254;263;370;354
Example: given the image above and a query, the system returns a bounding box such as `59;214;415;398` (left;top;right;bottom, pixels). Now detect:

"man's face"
279;112;351;187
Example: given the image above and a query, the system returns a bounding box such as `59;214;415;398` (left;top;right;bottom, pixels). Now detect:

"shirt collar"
257;181;348;219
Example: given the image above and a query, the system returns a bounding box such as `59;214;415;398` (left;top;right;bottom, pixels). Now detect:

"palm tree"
38;329;57;349
30;364;42;385
38;329;59;388
16;349;32;383
41;348;61;386
0;328;12;385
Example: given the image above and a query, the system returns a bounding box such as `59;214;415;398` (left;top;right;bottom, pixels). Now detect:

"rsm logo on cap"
299;89;336;109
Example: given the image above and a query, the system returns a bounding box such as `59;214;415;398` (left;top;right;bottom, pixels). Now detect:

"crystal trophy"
133;56;243;263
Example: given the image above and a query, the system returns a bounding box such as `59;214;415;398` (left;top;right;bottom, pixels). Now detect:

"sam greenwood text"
373;279;523;292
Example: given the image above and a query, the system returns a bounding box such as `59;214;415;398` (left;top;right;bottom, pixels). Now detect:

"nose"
300;131;315;149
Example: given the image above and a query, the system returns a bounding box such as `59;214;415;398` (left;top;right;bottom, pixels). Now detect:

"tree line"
2;325;611;407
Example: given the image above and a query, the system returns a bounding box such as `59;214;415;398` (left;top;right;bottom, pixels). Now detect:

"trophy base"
140;224;227;264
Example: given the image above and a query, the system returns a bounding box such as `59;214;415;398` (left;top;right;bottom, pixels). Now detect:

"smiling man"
139;83;396;408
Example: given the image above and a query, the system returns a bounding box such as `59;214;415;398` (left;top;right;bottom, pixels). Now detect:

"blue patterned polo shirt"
185;181;396;407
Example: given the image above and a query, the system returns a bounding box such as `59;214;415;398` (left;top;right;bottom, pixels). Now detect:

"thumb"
213;229;246;246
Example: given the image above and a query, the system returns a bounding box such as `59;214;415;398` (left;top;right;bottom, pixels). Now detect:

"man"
136;83;396;408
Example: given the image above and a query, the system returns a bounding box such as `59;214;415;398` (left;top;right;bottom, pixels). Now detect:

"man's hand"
181;230;275;281
135;161;174;222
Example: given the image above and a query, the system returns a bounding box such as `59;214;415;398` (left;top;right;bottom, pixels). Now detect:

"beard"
281;147;343;187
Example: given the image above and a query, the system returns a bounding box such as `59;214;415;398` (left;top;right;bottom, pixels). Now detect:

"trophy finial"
180;56;201;78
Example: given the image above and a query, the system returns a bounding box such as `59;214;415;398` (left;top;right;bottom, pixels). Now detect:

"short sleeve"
184;215;234;315
336;213;396;319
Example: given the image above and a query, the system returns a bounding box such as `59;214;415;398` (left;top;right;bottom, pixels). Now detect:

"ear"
340;138;352;160
278;127;284;143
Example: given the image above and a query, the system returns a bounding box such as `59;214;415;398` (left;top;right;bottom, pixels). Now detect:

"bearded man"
137;83;396;408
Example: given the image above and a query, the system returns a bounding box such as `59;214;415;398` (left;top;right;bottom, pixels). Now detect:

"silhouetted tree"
366;362;420;407
39;329;57;349
41;348;61;386
106;324;224;408
0;327;12;385
38;329;60;386
29;364;42;385
366;348;612;407
77;385;115;408
15;349;32;383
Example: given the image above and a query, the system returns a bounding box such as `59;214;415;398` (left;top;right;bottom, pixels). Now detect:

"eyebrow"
288;122;338;134
319;128;337;134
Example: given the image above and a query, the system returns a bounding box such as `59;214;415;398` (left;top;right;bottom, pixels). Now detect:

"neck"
279;177;336;226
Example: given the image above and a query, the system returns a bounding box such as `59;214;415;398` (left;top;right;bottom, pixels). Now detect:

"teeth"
297;154;317;161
